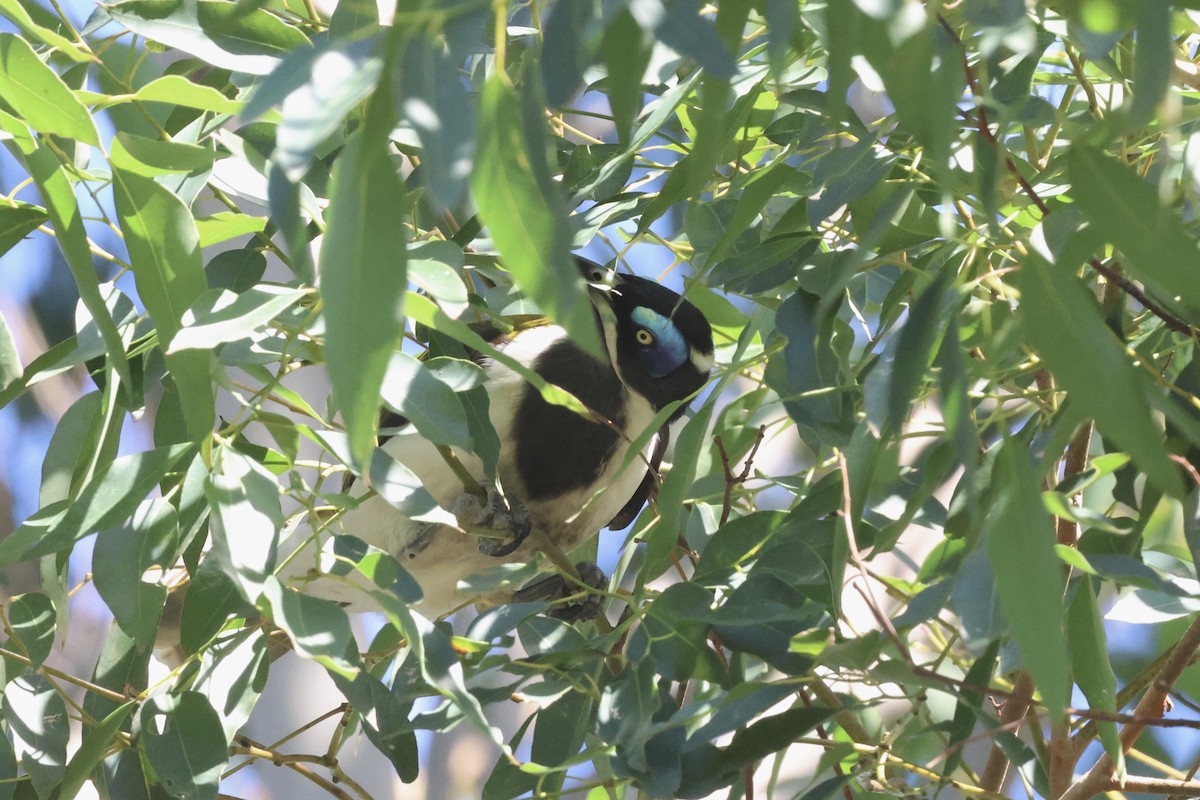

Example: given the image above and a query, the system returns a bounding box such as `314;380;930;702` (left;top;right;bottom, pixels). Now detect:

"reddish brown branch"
978;671;1035;793
715;426;767;526
1088;260;1195;336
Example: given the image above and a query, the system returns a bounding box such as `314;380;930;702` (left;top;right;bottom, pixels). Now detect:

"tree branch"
978;670;1034;793
1087;260;1195;336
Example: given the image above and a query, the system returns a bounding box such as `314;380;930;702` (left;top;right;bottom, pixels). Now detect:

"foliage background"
3;0;1200;798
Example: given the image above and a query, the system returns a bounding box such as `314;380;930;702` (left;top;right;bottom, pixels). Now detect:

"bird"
281;257;714;621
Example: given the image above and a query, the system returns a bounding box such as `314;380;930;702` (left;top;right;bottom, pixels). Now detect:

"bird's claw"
467;487;532;557
513;561;607;622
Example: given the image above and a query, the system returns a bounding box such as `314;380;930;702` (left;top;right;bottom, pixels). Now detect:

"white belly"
278;327;658;618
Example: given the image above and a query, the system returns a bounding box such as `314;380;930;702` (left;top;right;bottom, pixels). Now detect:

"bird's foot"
463;487;533;557
513;561;607;622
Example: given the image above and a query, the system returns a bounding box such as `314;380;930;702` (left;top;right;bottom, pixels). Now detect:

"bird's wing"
605;424;670;530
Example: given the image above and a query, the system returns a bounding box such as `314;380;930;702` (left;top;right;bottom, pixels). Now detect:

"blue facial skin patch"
631;305;688;377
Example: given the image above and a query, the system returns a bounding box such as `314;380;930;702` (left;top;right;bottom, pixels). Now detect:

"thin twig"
715;426;767;526
836;450;912;664
0;647;128;703
800;688;855;800
233;736;364;800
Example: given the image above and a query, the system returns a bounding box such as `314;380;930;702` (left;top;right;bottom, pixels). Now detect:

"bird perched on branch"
284;257;714;621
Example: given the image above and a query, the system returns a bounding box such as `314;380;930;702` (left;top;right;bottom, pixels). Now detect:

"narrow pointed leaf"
1017;251;1183;497
1069;145;1200;313
319;123;408;467
111;151;213;440
472;74;600;357
986;441;1070;719
0;33;97;144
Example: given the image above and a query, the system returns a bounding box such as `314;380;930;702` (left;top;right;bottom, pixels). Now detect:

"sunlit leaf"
205;445;281;602
111;151;214;440
3;676;67;798
0;33;97;144
106;0;310;75
135;692;228;800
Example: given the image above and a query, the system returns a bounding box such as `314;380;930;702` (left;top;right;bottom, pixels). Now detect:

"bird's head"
577;257;714;418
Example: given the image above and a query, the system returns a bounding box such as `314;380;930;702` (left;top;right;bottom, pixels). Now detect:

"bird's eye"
635;329;654;346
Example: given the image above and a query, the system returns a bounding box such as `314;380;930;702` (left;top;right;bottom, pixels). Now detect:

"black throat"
512;336;626;502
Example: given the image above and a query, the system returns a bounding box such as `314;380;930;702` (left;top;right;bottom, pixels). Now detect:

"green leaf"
380;352;471;451
1129;1;1170;128
0;33;97;144
1068;145;1200;314
106;0;310;75
1017;250;1183;497
3;676;68;799
319;94;408;466
0;0;89;61
602;9;652;144
942;640;1000;777
135;692;228;800
179;560;255;655
408;241;468;317
309;429;454;526
362;587;507;752
21;143;132;399
168;286;306;352
641;583;725;683
627;0;736;79
885;273;950;436
81;623;151;731
986;440;1070;719
0;307;18;393
93;499;178;649
709;154;795;262
261;578;358;677
1067;576;1124;779
111;154;213;440
204;445;281;602
53;702;135;800
38;391;108;507
0;203;47;259
405;293;590;417
205;247;267;293
645;399;716;579
268;36;382;180
471;73;600;358
401;35;474;211
6;594;55;667
109;131;213;176
0;444;193;565
132;75;241;114
192;629;269;741
0;730;15;800
194;212;266;248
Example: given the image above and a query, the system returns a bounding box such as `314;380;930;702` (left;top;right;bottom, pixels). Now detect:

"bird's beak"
575;257;621;366
575;256;620;293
